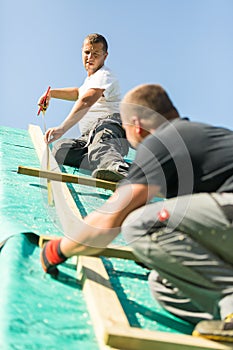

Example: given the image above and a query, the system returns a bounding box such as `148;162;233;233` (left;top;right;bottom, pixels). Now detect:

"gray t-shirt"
120;119;233;198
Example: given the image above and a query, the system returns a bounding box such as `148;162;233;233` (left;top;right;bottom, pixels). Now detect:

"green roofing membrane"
0;125;193;350
0;126;98;350
0;233;97;350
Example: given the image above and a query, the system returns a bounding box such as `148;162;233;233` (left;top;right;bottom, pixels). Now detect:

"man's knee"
121;208;154;266
121;209;142;247
51;138;88;168
52;139;70;164
121;203;163;246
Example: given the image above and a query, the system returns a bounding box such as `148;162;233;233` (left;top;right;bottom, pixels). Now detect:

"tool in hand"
37;86;53;206
37;86;51;116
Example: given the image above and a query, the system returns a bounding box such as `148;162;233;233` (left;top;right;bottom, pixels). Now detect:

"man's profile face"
120;105;140;149
122;121;139;149
82;39;108;76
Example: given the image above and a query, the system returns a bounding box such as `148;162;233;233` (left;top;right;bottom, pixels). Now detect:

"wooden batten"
18;165;117;191
38;234;139;262
28;124;82;222
105;325;233;350
77;255;130;350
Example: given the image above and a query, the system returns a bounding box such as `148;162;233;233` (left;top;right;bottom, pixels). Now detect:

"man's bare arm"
50;87;79;101
60;183;160;257
44;88;104;143
38;87;79;110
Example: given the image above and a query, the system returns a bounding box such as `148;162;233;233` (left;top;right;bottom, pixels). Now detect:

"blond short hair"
83;33;108;53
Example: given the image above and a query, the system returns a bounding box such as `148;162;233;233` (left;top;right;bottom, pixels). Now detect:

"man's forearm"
59;183;155;258
50;87;79;101
60;88;104;133
60;99;90;133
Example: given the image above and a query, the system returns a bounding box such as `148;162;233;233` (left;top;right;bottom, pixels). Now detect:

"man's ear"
132;116;142;135
132;116;150;138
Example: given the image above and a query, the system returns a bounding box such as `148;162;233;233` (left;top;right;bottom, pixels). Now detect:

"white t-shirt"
78;65;121;134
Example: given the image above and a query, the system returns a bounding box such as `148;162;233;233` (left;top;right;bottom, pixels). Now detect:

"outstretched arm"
60;183;160;257
49;87;79;101
38;87;79;110
41;182;160;274
44;88;104;144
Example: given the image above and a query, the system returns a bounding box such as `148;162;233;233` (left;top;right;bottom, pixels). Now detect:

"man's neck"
87;64;104;77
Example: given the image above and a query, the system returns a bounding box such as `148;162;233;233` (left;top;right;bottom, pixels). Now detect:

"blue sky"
1;0;233;136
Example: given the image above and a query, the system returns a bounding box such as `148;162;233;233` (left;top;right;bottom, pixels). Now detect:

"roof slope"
0;126;194;349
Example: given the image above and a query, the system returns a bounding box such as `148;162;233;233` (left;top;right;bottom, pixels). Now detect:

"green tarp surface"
0;126;193;349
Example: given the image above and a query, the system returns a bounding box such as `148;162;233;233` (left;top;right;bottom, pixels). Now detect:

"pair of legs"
121;192;233;325
52;114;130;181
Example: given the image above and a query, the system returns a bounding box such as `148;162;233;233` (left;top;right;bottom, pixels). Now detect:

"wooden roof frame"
27;124;233;350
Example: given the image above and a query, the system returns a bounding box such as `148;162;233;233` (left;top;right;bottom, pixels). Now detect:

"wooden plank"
27;124;127;350
38;234;139;262
17;165;117;191
77;256;130;350
28;124;82;225
91;244;139;261
105;326;233;350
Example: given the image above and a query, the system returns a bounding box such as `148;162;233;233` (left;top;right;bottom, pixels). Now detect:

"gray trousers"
52;113;129;172
121;192;233;324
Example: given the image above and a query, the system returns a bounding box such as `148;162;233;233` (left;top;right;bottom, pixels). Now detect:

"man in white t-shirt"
38;33;129;181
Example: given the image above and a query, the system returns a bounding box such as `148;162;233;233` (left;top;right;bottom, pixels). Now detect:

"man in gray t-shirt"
121;118;233;196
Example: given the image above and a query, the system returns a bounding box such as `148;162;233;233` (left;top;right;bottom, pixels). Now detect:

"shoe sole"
92;169;125;182
193;320;233;342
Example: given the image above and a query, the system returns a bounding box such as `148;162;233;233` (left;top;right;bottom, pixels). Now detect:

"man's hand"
44;126;64;144
37;89;51;112
41;238;67;276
